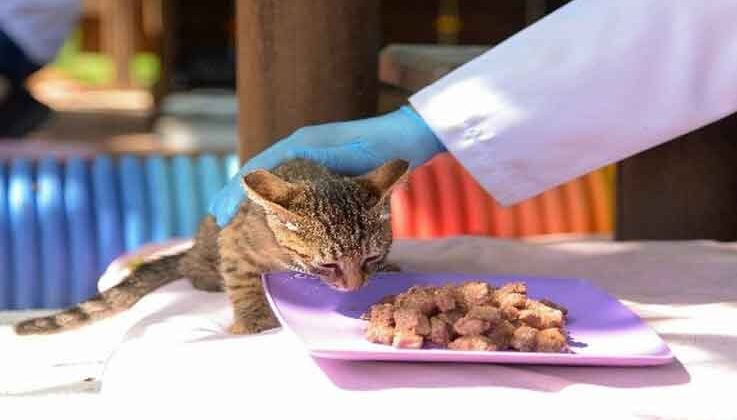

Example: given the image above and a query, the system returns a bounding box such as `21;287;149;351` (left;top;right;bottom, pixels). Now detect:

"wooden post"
101;0;138;87
616;114;737;241
152;0;176;108
235;0;380;163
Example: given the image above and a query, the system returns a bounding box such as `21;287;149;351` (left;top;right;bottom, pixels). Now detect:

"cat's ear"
355;159;410;202
242;170;303;219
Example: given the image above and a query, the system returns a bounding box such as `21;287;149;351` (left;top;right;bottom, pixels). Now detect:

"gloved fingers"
209;142;292;226
210;181;246;227
210;142;381;226
290;142;388;176
208;106;443;226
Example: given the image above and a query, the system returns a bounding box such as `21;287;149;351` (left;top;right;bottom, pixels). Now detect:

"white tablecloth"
4;237;737;419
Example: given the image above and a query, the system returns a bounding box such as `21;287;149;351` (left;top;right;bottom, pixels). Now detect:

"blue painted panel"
65;157;98;303
8;159;39;309
37;158;68;308
197;154;224;219
0;163;12;308
1;152;244;309
171;156;199;236
145;156;174;242
92;156;124;272
119;156;149;251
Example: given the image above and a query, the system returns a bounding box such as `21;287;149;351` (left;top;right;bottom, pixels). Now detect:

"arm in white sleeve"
0;0;81;65
410;0;737;206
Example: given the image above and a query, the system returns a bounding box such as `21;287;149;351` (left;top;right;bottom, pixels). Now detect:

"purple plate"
262;272;675;366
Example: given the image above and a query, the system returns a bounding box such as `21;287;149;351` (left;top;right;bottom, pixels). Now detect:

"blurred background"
21;0;613;236
25;1;576;154
2;0;619;310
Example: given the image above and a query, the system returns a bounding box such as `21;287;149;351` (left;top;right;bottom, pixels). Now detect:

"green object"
50;29;160;87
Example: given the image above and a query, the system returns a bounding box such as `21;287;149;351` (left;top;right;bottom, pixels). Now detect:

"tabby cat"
15;158;409;335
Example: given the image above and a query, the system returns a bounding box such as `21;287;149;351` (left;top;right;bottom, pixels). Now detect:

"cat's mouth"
311;273;366;292
311;272;370;293
286;265;365;292
308;258;370;292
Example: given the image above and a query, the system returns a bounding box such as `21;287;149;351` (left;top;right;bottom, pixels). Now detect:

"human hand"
209;106;445;227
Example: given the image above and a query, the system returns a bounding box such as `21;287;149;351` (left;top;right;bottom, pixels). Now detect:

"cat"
14;158;409;336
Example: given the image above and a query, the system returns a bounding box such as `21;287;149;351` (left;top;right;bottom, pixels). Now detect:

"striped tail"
14;253;185;335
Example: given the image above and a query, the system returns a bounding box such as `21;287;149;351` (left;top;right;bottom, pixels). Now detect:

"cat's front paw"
228;321;256;335
228;315;280;335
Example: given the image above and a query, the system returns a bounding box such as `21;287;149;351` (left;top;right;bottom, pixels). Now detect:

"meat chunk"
392;331;424;349
394;308;431;336
363;280;569;353
486;319;516;350
453;316;489;336
517;309;542;329
498;293;527;310
433;286;457;312
365;303;395;326
539;298;568;316
536;328;568;353
493;282;527;307
497;282;527;295
467;305;501;322
448;335;496;351
452;305;501;336
429;317;453;345
365;324;394;345
376;294;397;305
457;281;492;307
510;326;539;352
500;305;520;321
395;286;437;315
518;306;564;329
437;308;464;326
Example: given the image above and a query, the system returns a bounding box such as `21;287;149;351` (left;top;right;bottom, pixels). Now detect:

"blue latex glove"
209;105;445;227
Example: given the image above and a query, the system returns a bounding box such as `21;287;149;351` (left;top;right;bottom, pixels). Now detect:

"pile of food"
363;281;569;353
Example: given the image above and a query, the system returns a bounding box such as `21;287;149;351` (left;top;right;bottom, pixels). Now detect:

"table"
4;236;729;418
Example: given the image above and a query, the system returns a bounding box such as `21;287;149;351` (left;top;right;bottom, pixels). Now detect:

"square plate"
262;272;675;366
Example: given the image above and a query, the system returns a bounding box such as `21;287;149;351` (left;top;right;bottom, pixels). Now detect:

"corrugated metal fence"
0;152;613;310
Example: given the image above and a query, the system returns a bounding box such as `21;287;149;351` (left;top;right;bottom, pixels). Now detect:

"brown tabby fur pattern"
15;158;409;335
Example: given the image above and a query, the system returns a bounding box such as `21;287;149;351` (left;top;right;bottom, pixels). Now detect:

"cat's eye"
362;255;382;267
318;263;340;272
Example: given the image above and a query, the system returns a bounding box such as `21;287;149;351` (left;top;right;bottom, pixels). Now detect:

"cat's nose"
322;257;366;292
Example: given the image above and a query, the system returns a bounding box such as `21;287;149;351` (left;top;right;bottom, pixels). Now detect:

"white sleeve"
410;0;737;206
0;0;81;65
